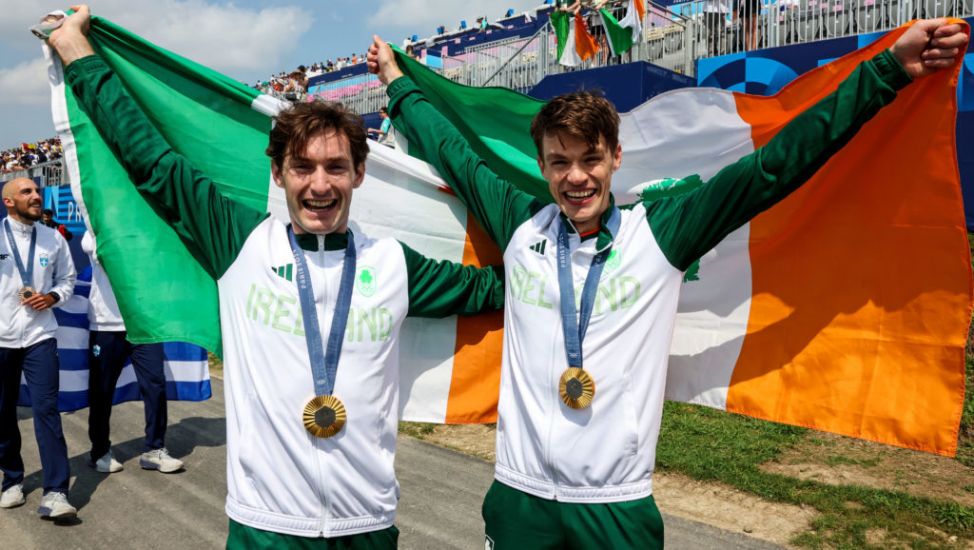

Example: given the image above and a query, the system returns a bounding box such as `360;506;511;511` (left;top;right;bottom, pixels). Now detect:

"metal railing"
312;0;971;115
674;0;973;58
0;160;65;187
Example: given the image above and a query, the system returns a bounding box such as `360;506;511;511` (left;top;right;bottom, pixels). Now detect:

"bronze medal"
303;395;347;438
18;286;36;301
559;367;595;409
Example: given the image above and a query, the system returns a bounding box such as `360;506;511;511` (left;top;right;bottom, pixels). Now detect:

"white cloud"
372;0;544;30
0;0;313;74
108;1;314;73
0;58;50;106
0;0;315;148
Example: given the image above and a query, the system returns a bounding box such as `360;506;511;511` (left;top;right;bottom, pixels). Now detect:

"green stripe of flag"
600;9;635;57
393;50;550;200
63;16;282;355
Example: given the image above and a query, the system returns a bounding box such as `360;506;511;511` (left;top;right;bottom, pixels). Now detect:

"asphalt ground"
0;379;785;549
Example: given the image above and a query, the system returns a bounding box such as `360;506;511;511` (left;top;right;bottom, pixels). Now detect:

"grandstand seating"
305;0;971;118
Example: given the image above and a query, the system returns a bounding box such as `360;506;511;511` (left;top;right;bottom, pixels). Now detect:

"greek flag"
17;268;212;411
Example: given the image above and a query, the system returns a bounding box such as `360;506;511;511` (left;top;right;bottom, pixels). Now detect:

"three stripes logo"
528;240;547;256
271;263;294;282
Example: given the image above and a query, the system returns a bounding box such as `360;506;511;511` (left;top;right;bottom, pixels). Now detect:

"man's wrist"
50;31;96;67
46;291;60;304
383;70;405;86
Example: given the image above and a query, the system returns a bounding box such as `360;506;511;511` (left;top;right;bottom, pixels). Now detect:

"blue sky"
0;0;543;150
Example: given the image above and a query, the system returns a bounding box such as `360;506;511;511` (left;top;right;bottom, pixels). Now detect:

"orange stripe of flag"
575;12;600;62
728;22;972;455
634;0;646;21
445;213;505;423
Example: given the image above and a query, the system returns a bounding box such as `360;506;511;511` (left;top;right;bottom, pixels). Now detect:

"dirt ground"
761;432;974;508
417;424;974;548
417;424;816;547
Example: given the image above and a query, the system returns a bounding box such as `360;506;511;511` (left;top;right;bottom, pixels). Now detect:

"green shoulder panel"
399;242;505;318
64;55;268;279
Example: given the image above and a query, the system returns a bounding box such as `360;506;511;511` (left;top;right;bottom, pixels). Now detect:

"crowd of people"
252;54;370;101
249;4;545;102
1;138;62;174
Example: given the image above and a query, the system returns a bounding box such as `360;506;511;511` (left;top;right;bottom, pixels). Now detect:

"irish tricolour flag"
601;0;647;56
46;15;971;454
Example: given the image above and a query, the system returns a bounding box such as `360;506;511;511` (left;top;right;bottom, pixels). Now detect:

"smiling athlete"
49;7;505;548
368;19;969;548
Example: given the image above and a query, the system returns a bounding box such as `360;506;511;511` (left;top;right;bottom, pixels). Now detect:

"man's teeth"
305;199;336;208
566;190;596;199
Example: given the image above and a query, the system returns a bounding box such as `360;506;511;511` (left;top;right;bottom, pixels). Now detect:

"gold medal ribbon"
288;227;357;439
555;209;621;410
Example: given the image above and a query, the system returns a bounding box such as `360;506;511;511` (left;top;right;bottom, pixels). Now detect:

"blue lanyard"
4;218;37;289
556;208;621;369
287;226;356;397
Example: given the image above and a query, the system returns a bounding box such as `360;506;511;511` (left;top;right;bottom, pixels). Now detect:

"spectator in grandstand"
278;68;308;102
1;152;22;172
556;0;581;13
367;107;395;147
779;0;801;44
80;230;183;476
0;177;77;520
735;0;761;50
704;0;732;56
40;209;73;241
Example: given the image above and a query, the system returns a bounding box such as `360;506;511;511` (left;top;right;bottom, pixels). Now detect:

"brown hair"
530;91;620;158
266;101;369;171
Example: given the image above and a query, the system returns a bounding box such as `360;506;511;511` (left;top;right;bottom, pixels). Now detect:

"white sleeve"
50;233;76;304
81;230;99;264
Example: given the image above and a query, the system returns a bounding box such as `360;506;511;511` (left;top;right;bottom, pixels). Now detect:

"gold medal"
559;367;595;409
303;395;347;438
17;286;36;301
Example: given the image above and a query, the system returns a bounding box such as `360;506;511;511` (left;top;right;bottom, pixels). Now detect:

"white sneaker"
90;450;123;473
37;492;76;519
139;448;183;473
0;484;25;509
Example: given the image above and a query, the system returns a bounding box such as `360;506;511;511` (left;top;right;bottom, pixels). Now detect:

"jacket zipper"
315;237;329;536
544;233;581;502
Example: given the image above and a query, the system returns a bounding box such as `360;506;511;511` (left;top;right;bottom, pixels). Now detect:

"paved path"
0;379;784;549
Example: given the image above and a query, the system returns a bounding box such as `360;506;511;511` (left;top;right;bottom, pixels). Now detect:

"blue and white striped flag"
17;268;212;411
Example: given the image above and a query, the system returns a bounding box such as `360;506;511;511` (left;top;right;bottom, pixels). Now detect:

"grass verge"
657;402;974;548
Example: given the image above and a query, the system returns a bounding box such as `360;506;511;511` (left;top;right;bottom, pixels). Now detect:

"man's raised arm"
368;36;539;252
48;5;267;279
642;19;968;272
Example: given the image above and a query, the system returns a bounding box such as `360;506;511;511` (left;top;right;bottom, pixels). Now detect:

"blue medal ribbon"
4;218;37;291
556;208;621;369
287;226;356;398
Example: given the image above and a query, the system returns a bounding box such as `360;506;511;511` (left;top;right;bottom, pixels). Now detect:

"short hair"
265;101;369;172
530;91;620;158
42;208;54;216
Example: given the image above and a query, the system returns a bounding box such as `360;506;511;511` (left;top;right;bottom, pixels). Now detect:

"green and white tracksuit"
388;50;910;511
65;56;505;540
